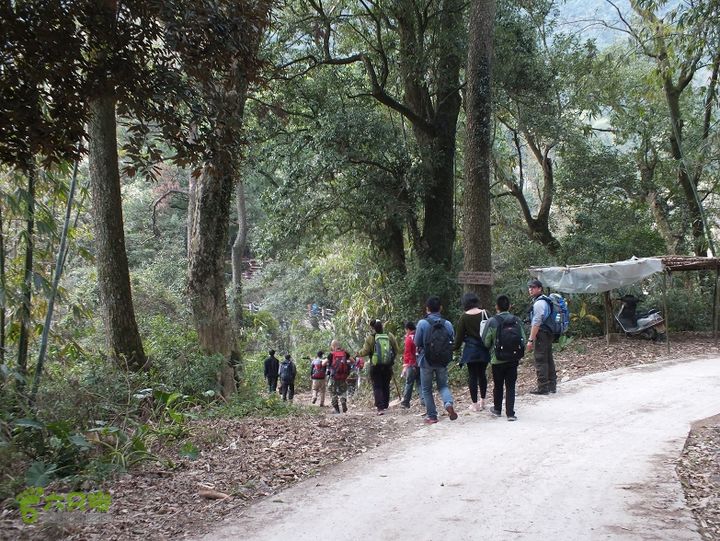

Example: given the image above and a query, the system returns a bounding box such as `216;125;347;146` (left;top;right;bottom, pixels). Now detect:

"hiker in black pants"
279;354;297;401
357;319;399;415
482;295;525;421
263;349;280;394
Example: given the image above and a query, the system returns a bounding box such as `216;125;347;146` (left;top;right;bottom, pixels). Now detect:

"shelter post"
663;271;670;354
603;291;612;345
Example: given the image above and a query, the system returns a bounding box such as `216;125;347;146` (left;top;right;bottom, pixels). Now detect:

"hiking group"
262;280;568;423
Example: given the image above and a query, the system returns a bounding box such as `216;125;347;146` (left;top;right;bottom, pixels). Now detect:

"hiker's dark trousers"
492;360;519;417
267;376;278;394
280;381;295;401
467;361;489;402
370;364;392;410
534;329;556;392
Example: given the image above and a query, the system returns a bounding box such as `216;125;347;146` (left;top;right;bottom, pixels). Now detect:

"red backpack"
331;351;350;381
311;360;326;379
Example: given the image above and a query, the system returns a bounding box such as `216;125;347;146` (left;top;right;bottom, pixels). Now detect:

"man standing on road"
526;279;557;395
415;296;458;424
264;349;280;394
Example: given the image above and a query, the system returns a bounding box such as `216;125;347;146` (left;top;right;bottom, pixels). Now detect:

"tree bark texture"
88;95;147;371
187;84;249;397
16;161;35;390
462;0;495;308
188;154;238;398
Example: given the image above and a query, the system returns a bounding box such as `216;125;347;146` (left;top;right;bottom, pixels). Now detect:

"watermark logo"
17;487;112;524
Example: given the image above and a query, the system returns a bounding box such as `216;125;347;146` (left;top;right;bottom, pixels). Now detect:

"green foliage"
141;315;224;397
647;284;714;332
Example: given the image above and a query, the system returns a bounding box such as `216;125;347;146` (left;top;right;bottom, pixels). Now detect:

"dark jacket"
264;355;280;379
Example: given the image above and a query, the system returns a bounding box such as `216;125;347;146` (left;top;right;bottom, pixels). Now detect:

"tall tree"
296;0;464;269
162;0;272;396
85;0;147;370
613;0;720;255
493;2;599;255
462;0;496;308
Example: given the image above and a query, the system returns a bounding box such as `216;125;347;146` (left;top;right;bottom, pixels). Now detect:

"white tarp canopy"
529;257;665;294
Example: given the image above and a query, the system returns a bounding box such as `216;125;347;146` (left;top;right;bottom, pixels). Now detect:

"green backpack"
373;334;396;365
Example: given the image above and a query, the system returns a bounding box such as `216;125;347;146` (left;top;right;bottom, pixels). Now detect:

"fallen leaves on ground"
1;333;718;540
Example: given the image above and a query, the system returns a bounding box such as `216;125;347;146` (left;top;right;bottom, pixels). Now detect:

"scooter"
615;294;666;341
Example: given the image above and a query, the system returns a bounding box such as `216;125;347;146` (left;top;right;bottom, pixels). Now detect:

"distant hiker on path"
328;340;352;414
357;319;399;415
400;321;422;409
483;294;525;421
279;354;297;402
415;296;458;425
310;350;328;406
453;293;491;411
527;279;557;395
264;349;280;394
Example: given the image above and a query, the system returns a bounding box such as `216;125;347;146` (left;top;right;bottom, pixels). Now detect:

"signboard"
458;271;494;285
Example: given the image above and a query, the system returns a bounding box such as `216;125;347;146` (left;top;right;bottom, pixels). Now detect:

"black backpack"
279;361;296;382
423;317;453;367
494;314;525;362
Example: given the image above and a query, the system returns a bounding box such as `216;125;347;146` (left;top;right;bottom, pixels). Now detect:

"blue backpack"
539;294;570;341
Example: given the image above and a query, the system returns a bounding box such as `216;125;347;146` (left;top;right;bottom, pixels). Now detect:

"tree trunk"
462;0;495;309
371;218;407;276
16;161;35;391
231;178;247;336
188;150;239;398
88;95;147;371
664;84;707;255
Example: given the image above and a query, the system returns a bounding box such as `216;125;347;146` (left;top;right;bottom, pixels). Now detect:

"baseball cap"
527;279;543;288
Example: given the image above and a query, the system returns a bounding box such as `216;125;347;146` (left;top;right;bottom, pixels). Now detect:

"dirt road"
197;356;720;541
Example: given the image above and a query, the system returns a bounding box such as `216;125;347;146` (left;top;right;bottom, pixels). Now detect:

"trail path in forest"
196;356;720;541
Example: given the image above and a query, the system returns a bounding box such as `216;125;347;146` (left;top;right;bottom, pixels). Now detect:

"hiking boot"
424;417;438;425
376;410;385;416
507;415;517;421
530;389;549;395
446;405;458;421
400;402;410;409
490;407;501;417
341;402;348;413
333;405;340;414
312;397;317;404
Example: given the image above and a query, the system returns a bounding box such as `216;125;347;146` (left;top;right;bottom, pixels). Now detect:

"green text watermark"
17;487;112;524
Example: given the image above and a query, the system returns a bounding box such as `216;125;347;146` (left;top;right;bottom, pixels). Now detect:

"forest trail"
196;356;720;541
